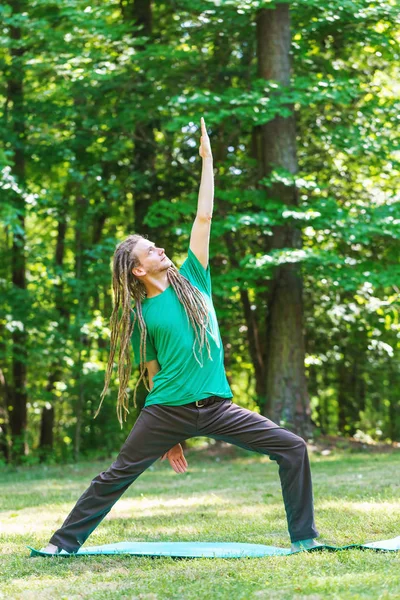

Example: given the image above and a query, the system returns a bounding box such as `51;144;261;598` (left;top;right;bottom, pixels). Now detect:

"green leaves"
2;0;400;457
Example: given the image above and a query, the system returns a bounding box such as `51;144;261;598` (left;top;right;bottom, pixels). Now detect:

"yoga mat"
27;536;400;558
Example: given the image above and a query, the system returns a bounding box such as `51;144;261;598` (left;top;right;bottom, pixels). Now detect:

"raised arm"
189;117;214;270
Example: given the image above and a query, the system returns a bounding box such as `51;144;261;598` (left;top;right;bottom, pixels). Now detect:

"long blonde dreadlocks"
94;234;213;428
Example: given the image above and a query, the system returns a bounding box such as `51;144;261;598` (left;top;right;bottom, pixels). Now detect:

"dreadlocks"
94;234;213;428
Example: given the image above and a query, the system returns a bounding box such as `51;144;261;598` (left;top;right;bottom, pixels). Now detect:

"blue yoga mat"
27;536;400;558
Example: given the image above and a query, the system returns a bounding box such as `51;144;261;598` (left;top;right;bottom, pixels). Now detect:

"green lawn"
1;443;400;599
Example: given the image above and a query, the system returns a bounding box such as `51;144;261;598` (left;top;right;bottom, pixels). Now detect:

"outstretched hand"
199;117;213;159
160;443;188;474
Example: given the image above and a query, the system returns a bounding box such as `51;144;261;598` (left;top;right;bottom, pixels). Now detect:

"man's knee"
289;434;308;463
277;432;308;467
285;431;306;450
266;430;307;466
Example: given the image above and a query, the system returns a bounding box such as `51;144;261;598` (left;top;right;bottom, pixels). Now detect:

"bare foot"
291;538;323;552
39;543;62;555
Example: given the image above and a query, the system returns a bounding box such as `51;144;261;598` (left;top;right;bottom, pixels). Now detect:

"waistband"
191;395;227;408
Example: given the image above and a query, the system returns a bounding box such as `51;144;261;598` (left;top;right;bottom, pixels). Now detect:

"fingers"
172;459;184;474
200;116;208;137
171;456;188;474
173;458;187;473
161;449;188;473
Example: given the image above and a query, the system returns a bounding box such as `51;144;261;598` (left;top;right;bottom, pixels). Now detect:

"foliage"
1;0;399;462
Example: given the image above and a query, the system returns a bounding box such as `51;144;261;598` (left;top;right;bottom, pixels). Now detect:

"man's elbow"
196;213;213;223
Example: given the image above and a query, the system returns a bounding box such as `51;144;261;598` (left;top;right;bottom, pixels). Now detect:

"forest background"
1;0;399;465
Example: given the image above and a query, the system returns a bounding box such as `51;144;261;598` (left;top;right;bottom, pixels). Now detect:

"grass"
1;442;400;599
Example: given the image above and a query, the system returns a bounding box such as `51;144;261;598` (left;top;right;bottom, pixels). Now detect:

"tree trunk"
387;359;399;442
223;232;267;406
0;366;11;462
73;194;90;461
125;0;168;246
256;4;312;436
39;400;54;458
337;342;366;437
8;0;29;461
39;207;69;461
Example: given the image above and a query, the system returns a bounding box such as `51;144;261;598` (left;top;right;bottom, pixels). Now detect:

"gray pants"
49;398;318;552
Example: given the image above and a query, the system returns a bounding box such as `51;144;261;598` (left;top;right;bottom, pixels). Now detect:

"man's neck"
145;274;171;298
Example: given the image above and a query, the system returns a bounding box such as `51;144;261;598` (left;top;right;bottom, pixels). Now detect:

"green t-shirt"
130;247;233;407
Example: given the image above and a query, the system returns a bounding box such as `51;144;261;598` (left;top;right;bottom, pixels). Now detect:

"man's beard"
150;258;171;274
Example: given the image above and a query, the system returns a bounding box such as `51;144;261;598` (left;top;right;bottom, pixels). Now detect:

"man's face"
132;238;171;277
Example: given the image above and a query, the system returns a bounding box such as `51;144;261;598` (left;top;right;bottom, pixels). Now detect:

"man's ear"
132;266;146;278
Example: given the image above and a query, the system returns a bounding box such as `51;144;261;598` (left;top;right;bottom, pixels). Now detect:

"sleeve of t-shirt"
130;311;158;366
179;247;212;297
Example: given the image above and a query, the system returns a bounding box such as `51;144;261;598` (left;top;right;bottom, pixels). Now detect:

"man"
41;117;320;555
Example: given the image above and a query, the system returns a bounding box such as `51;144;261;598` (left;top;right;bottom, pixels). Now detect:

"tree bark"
337;340;367;437
73;194;90;461
125;0;168;247
39;206;69;461
8;0;29;460
256;5;312;436
0;366;11;462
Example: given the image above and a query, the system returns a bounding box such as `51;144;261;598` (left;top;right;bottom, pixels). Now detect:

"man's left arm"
161;119;213;472
189;117;213;270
